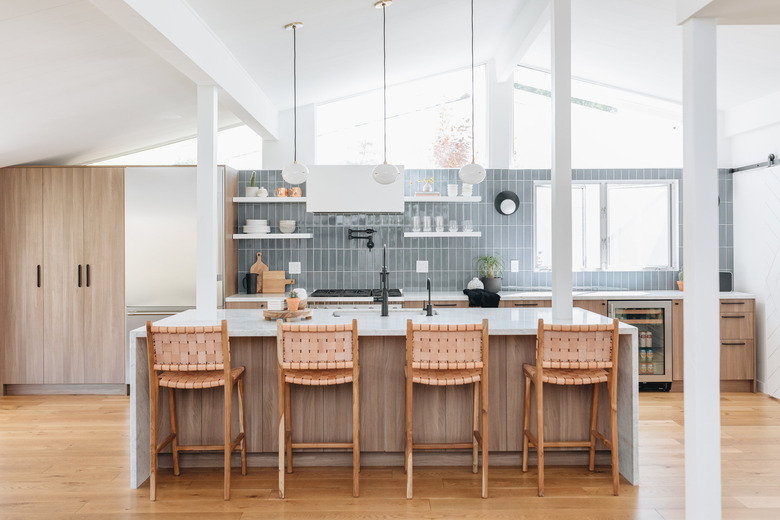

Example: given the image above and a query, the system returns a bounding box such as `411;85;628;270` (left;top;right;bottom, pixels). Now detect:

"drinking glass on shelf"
423;216;432;232
462;220;473;232
412;215;421;232
448;220;458;232
435;216;444;232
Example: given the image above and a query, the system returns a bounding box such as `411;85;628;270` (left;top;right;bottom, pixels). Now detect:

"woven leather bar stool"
146;320;246;501
522;318;620;497
405;319;489;499
276;319;360;498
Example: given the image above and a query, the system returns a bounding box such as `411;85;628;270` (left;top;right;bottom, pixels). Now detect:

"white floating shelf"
404;196;481;203
233;233;313;240
404;231;481;238
233;197;307;203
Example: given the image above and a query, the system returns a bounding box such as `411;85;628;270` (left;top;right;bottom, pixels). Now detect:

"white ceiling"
3;0;780;167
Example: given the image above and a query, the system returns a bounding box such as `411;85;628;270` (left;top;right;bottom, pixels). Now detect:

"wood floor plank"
2;392;780;518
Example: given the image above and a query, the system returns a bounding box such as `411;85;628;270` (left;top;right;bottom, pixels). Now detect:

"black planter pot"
480;277;502;293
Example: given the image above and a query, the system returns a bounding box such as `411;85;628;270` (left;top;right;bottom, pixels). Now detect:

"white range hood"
306;165;404;213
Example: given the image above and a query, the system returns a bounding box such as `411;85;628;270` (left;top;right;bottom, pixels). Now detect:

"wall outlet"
288;261;301;274
510;260;520;272
416;260;429;273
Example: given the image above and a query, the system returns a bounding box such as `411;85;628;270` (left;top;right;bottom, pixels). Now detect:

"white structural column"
551;0;573;320
682;17;721;520
196;85;219;320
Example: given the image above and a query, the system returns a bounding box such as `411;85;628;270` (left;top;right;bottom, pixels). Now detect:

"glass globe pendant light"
458;0;486;185
281;22;309;185
372;1;400;185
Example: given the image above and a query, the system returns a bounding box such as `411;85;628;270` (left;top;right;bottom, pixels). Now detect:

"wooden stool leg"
277;369;285;499
238;377;247;476
609;374;620;496
481;376;489;499
589;382;600;472
352;377;360;497
149;382;158;501
224;380;232;501
472;381;479;474
522;375;531;473
168;387;180;477
536;379;545;497
285;382;293;474
405;378;413;499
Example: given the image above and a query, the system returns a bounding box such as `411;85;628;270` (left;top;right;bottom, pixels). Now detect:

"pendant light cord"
293;25;298;164
382;3;388;164
470;0;475;164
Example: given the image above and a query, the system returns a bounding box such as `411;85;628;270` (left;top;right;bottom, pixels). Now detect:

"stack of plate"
267;299;285;310
279;220;296;234
244;219;270;234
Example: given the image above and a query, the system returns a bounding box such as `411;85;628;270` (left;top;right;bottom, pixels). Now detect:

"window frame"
533;179;679;272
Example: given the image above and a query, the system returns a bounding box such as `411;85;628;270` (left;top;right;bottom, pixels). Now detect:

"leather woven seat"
283;368;353;386
277;320;360;498
146;321;246;501
522;319;620;497
159;367;246;389
411;368;482;386
405;320;489;500
522;365;608;386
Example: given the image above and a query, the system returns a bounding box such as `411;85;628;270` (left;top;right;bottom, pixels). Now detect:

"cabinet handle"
37;265;41;288
514;302;539;307
86;264;90;287
722;341;746;346
722;301;745;305
722;315;745;319
78;265;82;287
434;303;457;307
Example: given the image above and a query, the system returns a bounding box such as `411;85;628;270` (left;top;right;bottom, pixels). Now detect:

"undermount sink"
332;309;438;318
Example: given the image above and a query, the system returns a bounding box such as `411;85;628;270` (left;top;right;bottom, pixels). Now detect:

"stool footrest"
177;443;244;452
291;442;354;449
413;442;474;450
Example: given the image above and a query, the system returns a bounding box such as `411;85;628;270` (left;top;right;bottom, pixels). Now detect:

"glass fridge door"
609;301;673;383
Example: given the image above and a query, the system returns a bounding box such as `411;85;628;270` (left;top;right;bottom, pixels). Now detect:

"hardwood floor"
1;393;779;518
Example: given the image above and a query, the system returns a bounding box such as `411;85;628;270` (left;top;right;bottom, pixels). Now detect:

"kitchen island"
128;308;638;489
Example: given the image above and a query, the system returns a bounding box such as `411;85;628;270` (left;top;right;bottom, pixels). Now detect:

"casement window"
534;181;679;271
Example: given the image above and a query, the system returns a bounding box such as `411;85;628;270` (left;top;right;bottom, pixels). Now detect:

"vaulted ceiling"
2;0;780;168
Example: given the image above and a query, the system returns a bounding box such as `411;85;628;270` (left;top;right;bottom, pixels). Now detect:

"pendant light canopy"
282;22;309;185
458;0;486;185
372;0;400;185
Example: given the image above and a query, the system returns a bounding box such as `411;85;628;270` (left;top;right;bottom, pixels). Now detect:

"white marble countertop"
129;307;635;338
226;289;753;304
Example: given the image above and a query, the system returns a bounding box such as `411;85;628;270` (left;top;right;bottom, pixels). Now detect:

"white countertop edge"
129;308;637;339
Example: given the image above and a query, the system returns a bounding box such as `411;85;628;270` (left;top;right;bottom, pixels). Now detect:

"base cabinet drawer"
720;299;755;313
720;313;755;340
403;300;468;309
499;300;552;308
226;301;268;310
721;339;755;380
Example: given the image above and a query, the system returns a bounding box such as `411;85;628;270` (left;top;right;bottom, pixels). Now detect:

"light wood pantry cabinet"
573;299;608;316
0;167;125;388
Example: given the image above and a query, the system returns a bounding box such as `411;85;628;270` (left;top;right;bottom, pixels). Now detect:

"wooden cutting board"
262;271;295;294
250;252;269;293
263;309;312;322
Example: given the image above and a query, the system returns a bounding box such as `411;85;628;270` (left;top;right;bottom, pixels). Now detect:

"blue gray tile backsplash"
234;168;733;294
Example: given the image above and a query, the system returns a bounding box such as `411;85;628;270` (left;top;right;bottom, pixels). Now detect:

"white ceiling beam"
678;0;780;24
90;0;278;140
493;0;549;83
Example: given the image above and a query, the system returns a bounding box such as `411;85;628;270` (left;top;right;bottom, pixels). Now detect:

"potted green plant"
476;254;505;293
286;289;301;312
245;171;259;197
677;268;683;291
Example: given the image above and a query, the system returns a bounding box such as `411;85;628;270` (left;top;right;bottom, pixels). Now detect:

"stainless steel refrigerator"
124;166;225;382
609;300;673;391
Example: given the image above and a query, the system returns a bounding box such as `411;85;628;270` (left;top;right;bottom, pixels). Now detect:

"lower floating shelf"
404;231;481;238
233;233;313;240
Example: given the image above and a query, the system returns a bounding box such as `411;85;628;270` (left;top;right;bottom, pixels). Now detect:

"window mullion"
600;182;608;270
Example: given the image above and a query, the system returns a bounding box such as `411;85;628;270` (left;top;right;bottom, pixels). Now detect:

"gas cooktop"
310;289;403;298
